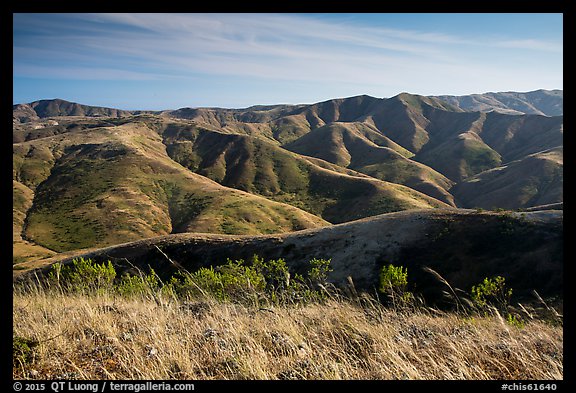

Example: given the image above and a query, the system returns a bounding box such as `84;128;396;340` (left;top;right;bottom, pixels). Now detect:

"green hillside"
452;148;563;209
13;92;563;266
163;124;450;223
13;122;328;254
284;122;455;206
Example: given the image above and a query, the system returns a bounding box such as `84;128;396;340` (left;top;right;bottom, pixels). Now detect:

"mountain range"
13;90;563;270
432;89;563;116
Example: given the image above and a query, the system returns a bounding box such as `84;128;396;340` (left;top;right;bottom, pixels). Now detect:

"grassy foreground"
13;290;562;380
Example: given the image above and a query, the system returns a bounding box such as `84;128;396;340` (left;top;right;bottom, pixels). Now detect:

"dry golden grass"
13;289;562;380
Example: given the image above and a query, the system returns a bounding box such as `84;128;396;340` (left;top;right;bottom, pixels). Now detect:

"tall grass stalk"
13;285;562;380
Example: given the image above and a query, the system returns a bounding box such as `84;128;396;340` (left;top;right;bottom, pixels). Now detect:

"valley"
12;10;565;382
12;90;564;382
13;90;563;269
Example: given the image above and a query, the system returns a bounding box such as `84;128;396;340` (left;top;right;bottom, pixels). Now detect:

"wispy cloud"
14;64;165;81
13;13;563;107
17;14;559;81
495;39;563;53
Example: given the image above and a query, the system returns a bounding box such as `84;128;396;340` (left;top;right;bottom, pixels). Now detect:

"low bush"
45;255;334;307
169;256;333;306
13;336;38;369
116;268;162;299
378;263;413;308
469;275;528;328
48;257;116;294
470;275;512;313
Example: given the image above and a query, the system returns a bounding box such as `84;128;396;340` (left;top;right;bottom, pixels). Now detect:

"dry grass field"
13;288;562;380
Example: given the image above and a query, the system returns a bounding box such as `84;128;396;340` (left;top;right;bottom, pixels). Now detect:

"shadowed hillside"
13;91;562;268
17;208;563;302
284;122;456;205
162;123;450;221
13;99;139;123
451;148;563;209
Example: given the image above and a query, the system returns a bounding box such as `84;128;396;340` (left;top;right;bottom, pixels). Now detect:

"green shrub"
41;255;335;306
13;336;38;368
506;313;525;329
378;264;413;307
167;256;333;305
47;262;63;285
170;259;266;302
379;264;408;293
307;258;333;286
165;272;199;300
470;275;512;314
183;266;227;301
250;255;290;293
50;258;116;294
217;259;267;300
116;268;161;298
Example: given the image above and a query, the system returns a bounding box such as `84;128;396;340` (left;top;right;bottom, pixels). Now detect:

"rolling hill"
13;99;139;123
162;122;451;221
13;121;329;254
433;89;563;116
16;208;563;302
451;147;563;209
13;90;562;268
283;121;456;205
160;91;562;201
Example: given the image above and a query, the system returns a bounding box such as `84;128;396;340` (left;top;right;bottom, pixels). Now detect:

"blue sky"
13;13;563;110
